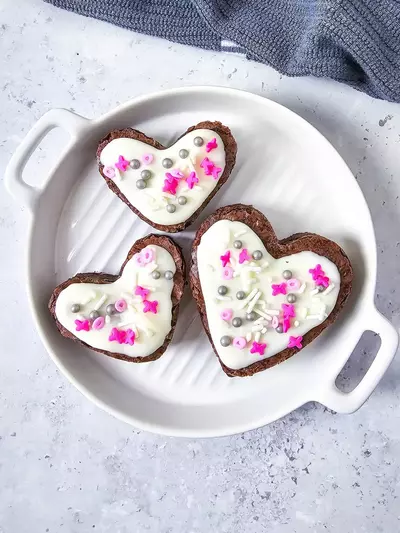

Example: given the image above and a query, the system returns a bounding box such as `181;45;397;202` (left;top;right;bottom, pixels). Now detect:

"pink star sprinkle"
206;137;218;152
103;166;115;179
309;264;324;280
282;317;291;333
135;285;150;301
200;157;214;175
239;248;251;264
125;329;136;345
109;327;126;344
143;299;158;314
162;176;179;195
220;250;230;267
222;266;234;280
282;303;295;318
316;275;330;288
288;335;303;349
115;155;130;172
272;282;287;296
211;165;222;180
250;341;267;356
186;171;199;190
142;153;154;165
75;319;90;332
233;337;247;350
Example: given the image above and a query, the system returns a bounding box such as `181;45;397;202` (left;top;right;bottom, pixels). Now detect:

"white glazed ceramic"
5;87;398;437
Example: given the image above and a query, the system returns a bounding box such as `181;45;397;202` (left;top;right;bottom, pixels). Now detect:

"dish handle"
5;109;89;212
316;307;398;413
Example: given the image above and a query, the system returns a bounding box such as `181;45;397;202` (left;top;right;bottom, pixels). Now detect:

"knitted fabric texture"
46;0;400;101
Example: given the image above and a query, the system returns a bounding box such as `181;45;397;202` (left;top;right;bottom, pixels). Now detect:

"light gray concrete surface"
1;1;400;532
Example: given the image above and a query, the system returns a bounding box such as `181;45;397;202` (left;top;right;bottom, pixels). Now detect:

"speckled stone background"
1;1;400;532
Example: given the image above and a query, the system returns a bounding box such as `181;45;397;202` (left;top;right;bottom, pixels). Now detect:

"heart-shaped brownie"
49;235;185;362
97;121;237;233
190;205;353;377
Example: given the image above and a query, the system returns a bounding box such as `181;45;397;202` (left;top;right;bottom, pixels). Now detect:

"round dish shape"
5;86;398;437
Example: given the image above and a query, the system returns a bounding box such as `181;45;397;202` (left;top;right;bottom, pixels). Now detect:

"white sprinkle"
193;185;203;191
247;290;262;312
298;282;306;294
80;290;96;306
150;205;162;211
119;317;136;328
261;327;267;334
161;192;176;200
238;288;258;309
122;292;133;301
234;230;247;238
93;294;108;311
261;261;269;269
128;303;138;313
105;315;111;324
230;257;237;268
243;266;262;273
250;279;257;284
264;309;280;316
267;276;273;282
323;283;335;295
147;262;159;273
254;332;261;342
294;320;300;327
251;325;264;332
132;271;137;286
240;271;251;292
257;299;267;309
181;187;190;193
253;308;273;320
207;264;215;272
132;298;142;304
215;295;232;301
306;314;321;320
310;288;320;296
76;314;85;321
254;317;267;325
246;332;252;342
114;168;122;182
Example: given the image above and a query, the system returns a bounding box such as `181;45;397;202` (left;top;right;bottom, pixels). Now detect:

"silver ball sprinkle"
152;270;161;280
89;310;100;321
318;285;325;292
136;179;147;190
178;196;187;205
232;317;242;328
71;303;80;313
287;293;297;304
106;304;116;316
162;158;173;169
236;290;246;300
218;285;228;296
164;270;174;280
282;269;292;280
193;136;204;147
275;325;284;334
246;311;257;321
179;149;189;159
233;240;242;249
252;250;263;261
220;335;231;347
130;159;140;169
141;169;152;180
166;204;176;213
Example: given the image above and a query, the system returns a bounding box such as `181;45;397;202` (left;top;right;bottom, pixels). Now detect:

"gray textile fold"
46;0;400;101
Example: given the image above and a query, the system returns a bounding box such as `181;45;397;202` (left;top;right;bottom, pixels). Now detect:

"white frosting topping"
197;221;341;370
100;129;226;225
55;246;176;358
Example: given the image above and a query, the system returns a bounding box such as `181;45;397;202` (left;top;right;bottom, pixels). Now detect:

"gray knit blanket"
46;0;400;102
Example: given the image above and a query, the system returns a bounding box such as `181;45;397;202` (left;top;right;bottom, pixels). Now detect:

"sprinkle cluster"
214;235;334;359
102;135;222;215
69;246;174;346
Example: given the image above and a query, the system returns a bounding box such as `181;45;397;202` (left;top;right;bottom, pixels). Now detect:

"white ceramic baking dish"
5;86;398;437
